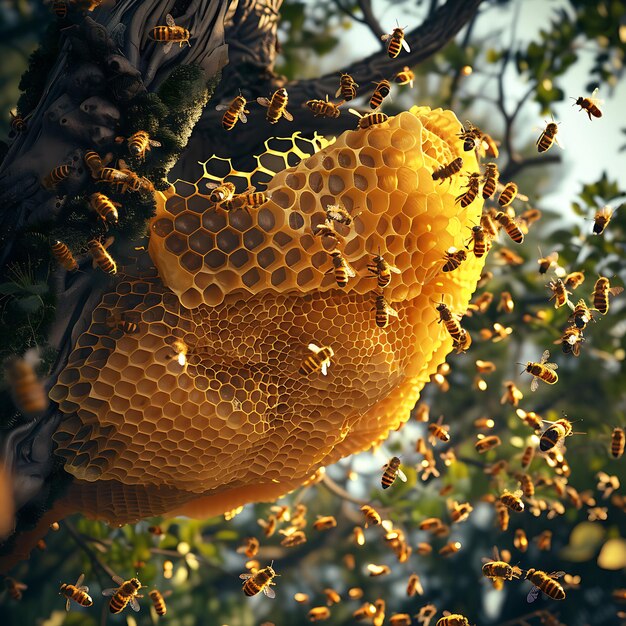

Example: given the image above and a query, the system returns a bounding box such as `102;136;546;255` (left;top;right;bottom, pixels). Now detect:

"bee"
258;514;277;537
381;23;410;58
280;529;307;547
569;299;594;330
353;602;377;620
432;157;464;182
495;211;524;243
481;163;499;199
381;456;407;489
349;108;389;129
517;409;543;432
148;525;164;536
499;489;524;512
480;133;500;158
548;279;570;309
540;417;573;452
353;526;365;546
313;516;337;531
216;95;249;130
5;577;28;601
9;110;31;134
306;95;342;118
592;276;623;314
526;569;566;602
458;121;482;151
501;381;523;406
361;504;382;527
439;542;462;556
538;251;559;274
149;589;171;616
88;239;117;274
498;182;519;207
591;205;615;235
373;293;399;328
522;350;558;391
308;606;331;621
494;500;510;531
117;131;161;160
368;564;391;577
366;79;391;110
442;248;467;272
257;88;293;124
480;211;499;238
89;192;120;224
83;150;105;178
455;173;481;207
328;250;356;287
336;73;358;101
436;612;470;626
221;188;267;212
149;14;191;52
516;472;535;498
611;427;625;459
106;312;138;335
390;614;412;626
42;164;73;190
497;291;514;314
367;253;401;288
100;162;154;194
205;181;236;204
59;574;93;611
51;240;78;272
240;564;277;598
394;66;415;87
450;501;473;523
435;301;464;342
482;547;522;583
5;357;48;417
419;517;444;531
237;537;260;558
519;207;542;232
572;87;602;120
514;529;529;552
102;576;143;614
428;415;450;444
536;119;561;153
299;342;334;376
325;204;359;226
475;435;501;453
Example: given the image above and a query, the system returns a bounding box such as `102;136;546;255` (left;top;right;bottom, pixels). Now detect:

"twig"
320;472;369;506
65;519;118;581
356;0;385;44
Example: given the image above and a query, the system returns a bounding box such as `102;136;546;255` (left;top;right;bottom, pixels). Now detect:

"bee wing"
163;40;173;53
75;574;85;587
149;140;161;147
239;573;253;580
307;343;321;354
530;377;539;392
348;108;363;118
65;598;71;611
550;571;566;579
257;97;271;107
282;109;294;122
166;13;175;26
526;586;540;603
386;303;399;317
346;262;357;278
401;39;411;52
589;88;604;106
321;361;330;376
610;286;624;296
238;111;248;123
102;588;119;597
263;586;276;599
545;363;558;370
397;468;407;482
380;33;391;41
335;86;343;97
78;585;90;593
130;596;141;612
540;349;550;364
389;264;402;274
205;182;218;189
215;104;230;111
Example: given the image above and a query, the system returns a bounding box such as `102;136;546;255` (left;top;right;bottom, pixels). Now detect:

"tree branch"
356;0;386;46
65;519;118;581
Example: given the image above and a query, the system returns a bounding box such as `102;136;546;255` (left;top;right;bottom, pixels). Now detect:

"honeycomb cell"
51;107;488;524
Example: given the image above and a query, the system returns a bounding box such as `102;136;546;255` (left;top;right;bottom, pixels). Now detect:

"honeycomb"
50;106;487;524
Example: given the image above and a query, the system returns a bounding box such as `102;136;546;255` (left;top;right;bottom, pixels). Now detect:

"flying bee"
51;240;78;272
373;293;399;328
149;589;172;616
349;108;389;129
494;500;509;531
299;342;334;376
519;207;542;232
216;95;249;130
308;607;331;621
591;205;615;235
516;472;535;498
436;613;470;626
89;192;120;224
593;276;623;314
327;249;356;287
548;279;570;309
480;211;499;238
458;121;482;151
498;182;519;207
389;614;412;626
480;133;499;158
257;88;293;124
240;564;278;598
571;87;602;120
482;547;522;584
521;445;535;469
419;517;444;531
102;576;143;614
496;248;524;266
568;299;593;329
5;357;48;417
497;291;514;314
450;501;473;523
353;602;377;620
482;162;499;199
475;435;501;453
313;516;337;531
220;188;267;212
432;157;464;183
258;514;277;537
5;577;28;600
495;211;524;243
394;66;415;87
435;300;464;342
455;173;481;207
538;251;559;274
466;291;493;316
522;350;558;391
501;381;523;406
9;109;31;134
369;79;392;109
42;164;73;190
237;537;260;558
361;504;382;527
381;456;407;489
517;409;543;432
539;417;574;452
325;204;360;226
526;569;566;602
514;529;529;553
536;119;561;153
149;13;191;52
428;415;450;445
88;239;116;274
611;427;625;459
406;573;423;597
499;489;524;512
336;73;358;101
59;574;92;611
367;253;401;288
280;530;307;547
306;95;342;118
206;181;236;203
116;131;161;160
381;23;410;58
439;542;462;557
442;248;467;272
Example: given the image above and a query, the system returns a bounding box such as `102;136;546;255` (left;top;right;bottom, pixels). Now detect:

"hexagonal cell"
174;212;201;235
165;233;188;255
165;194;186;214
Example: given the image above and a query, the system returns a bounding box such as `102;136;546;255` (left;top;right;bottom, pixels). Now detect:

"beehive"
50;106;487;523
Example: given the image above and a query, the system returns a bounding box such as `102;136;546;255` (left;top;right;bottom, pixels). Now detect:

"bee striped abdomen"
51;241;78;272
611;427;625;458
